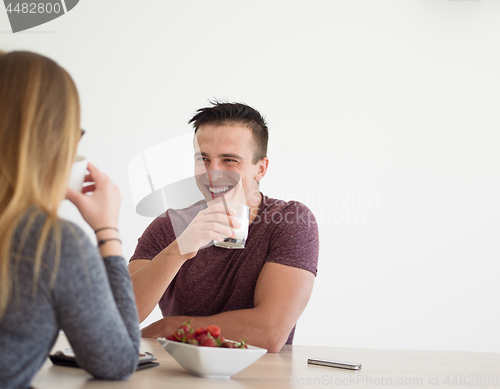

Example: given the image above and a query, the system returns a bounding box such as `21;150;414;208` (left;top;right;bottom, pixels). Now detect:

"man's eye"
225;159;237;163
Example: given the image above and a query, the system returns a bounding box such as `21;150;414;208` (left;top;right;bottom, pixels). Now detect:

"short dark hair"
189;101;268;164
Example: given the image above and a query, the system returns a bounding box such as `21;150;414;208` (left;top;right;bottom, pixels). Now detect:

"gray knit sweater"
0;211;141;389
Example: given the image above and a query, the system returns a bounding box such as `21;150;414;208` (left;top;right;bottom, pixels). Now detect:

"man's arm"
129;203;239;321
128;240;188;322
141;261;315;353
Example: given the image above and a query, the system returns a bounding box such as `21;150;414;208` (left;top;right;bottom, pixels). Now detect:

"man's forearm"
141;307;292;353
129;241;190;321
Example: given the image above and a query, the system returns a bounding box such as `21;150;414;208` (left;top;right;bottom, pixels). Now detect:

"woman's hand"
66;163;121;231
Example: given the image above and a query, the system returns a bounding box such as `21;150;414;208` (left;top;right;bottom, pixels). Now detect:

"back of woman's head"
0;51;81;320
0;51;80;211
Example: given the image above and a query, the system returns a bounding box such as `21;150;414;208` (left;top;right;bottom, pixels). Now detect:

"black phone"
49;349;159;371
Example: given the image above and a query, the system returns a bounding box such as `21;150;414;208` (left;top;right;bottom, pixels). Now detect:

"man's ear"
255;157;269;182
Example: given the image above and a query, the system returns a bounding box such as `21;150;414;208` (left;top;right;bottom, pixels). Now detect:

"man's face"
194;123;267;204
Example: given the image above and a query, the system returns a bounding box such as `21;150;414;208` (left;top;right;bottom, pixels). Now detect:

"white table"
32;333;500;388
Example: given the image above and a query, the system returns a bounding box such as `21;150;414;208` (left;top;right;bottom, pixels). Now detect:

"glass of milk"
214;202;250;249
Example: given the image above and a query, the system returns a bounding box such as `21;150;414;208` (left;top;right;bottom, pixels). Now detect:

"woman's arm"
61;163;140;379
54;227;140;380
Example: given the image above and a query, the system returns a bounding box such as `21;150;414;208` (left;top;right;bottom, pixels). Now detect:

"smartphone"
308;358;362;370
49;349;159;371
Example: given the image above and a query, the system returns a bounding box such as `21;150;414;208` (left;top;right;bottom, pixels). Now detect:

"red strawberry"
173;329;185;341
166;334;178;342
170;322;249;349
186;333;199;346
177;324;190;334
185;332;196;341
196;333;208;343
174;320;193;336
194;326;208;336
207;325;221;337
201;337;216;347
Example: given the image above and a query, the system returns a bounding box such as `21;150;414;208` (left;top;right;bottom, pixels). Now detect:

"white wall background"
2;0;499;353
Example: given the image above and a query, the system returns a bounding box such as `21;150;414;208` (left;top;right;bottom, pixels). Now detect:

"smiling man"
128;102;319;352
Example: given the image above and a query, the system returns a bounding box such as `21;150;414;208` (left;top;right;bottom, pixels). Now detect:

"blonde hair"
0;51;81;321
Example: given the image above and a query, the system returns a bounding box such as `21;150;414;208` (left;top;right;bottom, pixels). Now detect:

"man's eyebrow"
219;153;242;160
194;152;243;160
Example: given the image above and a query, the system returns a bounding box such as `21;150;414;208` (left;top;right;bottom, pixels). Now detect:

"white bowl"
157;338;267;378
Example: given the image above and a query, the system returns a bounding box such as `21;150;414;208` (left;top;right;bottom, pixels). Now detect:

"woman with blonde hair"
0;51;140;388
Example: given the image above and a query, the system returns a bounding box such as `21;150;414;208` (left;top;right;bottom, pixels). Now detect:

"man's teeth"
209;186;230;194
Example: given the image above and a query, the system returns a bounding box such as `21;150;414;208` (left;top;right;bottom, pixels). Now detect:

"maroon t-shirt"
130;194;319;344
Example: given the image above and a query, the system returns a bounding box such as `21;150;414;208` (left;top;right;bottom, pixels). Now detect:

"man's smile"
208;185;233;194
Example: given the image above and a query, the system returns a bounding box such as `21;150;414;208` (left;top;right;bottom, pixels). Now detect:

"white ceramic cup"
68;155;88;193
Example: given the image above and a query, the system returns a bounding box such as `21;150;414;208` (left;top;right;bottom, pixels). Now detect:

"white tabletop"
31;333;500;388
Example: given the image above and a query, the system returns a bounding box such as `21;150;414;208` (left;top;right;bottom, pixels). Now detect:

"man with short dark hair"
129;102;318;353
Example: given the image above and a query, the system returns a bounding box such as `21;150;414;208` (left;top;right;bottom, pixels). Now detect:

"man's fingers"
203;203;237;216
210;231;225;243
201;224;235;239
198;214;241;229
206;213;241;228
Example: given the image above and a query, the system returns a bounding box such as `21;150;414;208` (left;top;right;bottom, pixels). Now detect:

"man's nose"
208;168;224;181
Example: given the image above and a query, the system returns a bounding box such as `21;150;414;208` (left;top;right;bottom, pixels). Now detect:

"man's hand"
140;316;193;339
129;202;241;321
176;202;241;256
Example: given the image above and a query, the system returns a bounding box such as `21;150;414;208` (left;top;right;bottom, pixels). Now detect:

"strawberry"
173;329;186;341
201;337;216;347
207;325;221;337
185;332;197;342
185;333;199;345
169;321;248;349
214;335;225;347
178;324;190;334
194;326;208;336
176;320;193;335
172;319;193;341
166;334;178;342
196;333;210;343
